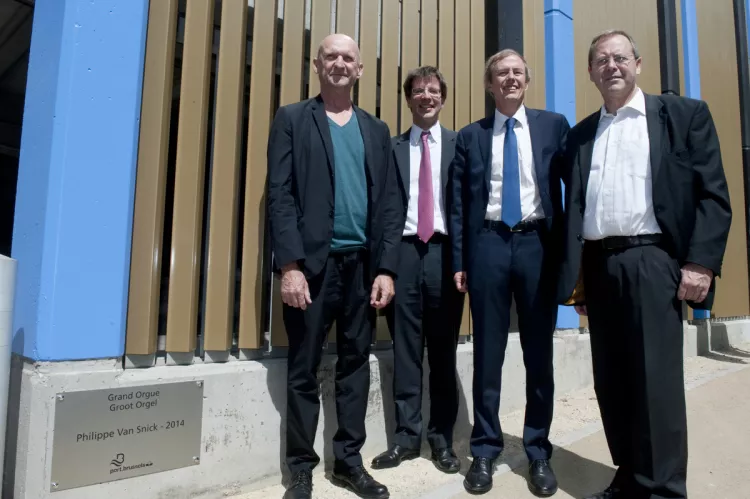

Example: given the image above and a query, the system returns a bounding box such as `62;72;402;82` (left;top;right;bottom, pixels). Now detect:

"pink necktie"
417;131;434;242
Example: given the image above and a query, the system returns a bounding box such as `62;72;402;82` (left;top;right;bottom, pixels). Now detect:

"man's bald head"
313;33;363;92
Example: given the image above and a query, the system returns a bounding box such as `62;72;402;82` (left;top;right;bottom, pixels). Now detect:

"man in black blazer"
370;66;464;474
558;30;731;499
267;34;402;499
450;49;569;496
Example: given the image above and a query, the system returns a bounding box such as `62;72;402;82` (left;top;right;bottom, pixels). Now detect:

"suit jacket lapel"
578;113;600;200
645;93;665;182
480;116;494;193
311;95;335;180
395;129;411;190
354;106;375;185
441;127;455;192
526;109;545;187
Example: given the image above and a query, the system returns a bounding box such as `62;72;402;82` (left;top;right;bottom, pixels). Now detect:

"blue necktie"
501;117;522;228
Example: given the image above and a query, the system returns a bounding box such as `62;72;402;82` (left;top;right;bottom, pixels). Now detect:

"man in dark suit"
370;66;464;474
558;30;731;499
267;34;403;499
450;49;569;496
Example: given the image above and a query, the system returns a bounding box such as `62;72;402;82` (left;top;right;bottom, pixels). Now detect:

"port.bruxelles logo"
110;453;153;475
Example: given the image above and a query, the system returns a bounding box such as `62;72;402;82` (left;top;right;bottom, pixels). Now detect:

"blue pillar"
680;0;710;319
544;0;579;329
11;0;149;361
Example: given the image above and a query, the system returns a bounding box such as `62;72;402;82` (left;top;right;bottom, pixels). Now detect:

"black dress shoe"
283;470;312;499
371;444;419;469
582;485;623;499
431;448;460;474
463;457;494;494
528;459;558;496
331;466;390;499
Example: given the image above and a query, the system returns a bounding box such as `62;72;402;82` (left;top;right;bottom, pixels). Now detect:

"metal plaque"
50;381;204;492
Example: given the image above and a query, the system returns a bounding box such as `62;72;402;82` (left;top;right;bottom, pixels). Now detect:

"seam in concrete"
544;8;573;21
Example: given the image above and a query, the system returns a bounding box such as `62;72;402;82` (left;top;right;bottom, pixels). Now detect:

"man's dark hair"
402;66;448;102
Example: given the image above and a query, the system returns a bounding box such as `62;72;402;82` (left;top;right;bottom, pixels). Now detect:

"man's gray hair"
588;29;641;66
484;49;531;85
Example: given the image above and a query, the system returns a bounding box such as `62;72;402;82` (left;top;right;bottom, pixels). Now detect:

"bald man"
267;34;402;499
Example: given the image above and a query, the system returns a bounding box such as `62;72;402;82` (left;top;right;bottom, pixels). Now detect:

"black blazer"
391;125;457;224
449;108;570;274
557;92;732;309
266;95;403;281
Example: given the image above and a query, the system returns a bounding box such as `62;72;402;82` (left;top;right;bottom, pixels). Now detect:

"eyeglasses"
410;88;442;97
593;55;633;69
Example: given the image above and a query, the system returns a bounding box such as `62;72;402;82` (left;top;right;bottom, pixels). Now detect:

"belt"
483;218;544;233
402;232;448;244
585;234;662;251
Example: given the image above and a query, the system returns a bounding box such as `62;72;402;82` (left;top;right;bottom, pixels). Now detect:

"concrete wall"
4;332;594;499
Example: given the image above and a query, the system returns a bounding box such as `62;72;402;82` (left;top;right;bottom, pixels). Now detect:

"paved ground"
233;345;750;499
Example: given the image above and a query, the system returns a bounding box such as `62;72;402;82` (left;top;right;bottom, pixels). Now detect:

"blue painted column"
11;0;149;360
680;0;710;319
544;0;579;329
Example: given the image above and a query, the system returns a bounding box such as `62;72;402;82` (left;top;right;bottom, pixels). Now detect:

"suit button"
329;209;334;217
655;206;663;213
577;234;584;243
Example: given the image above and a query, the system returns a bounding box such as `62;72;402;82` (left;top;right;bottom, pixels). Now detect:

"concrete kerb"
4;320;748;499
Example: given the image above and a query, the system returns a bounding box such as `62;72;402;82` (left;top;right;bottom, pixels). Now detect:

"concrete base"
4;320;736;499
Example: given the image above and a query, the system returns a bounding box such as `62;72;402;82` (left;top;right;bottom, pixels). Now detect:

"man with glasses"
450;49;569;496
371;66;464;475
559;30;731;499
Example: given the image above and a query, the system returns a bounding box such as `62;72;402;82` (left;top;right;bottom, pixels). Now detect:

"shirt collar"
493;105;528;132
600;87;646;118
410;122;442;145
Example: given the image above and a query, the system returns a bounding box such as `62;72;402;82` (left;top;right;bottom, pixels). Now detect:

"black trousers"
583;242;688;499
385;234;464;450
283;250;375;475
467;224;557;461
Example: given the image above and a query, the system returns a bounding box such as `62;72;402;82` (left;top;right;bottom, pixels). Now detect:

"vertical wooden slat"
421;0;438;66
308;0;332;97
125;0;179;356
469;0;485;121
336;0;357;37
239;0;280;350
203;0;247;353
357;0;379;114
380;0;400;132
400;0;420;132
271;0;307;348
454;0;471;128
165;0;215;354
438;0;455;130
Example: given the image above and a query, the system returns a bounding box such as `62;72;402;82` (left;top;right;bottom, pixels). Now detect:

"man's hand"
371;274;395;309
575;305;588;316
454;271;467;293
678;263;713;303
280;263;311;310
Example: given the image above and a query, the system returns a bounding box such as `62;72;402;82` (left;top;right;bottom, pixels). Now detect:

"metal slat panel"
438;0;455;130
357;0;378;115
270;0;307;349
522;0;546;109
239;0;280;350
453;0;471;129
203;0;248;353
421;0;438;66
165;0;215;355
308;0;332;97
125;0;179;356
336;0;357;37
380;0;400;132
469;0;485;121
400;0;420;132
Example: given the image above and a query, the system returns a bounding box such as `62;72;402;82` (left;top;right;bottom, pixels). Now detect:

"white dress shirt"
403;122;446;236
486;106;543;222
583;88;661;240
